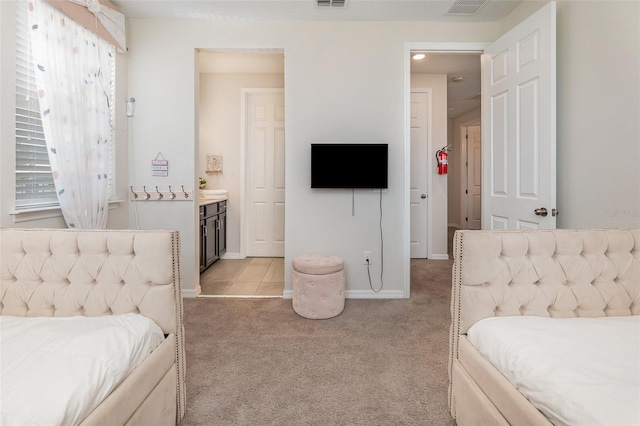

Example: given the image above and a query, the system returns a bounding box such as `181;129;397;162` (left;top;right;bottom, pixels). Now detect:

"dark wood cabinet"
200;200;227;272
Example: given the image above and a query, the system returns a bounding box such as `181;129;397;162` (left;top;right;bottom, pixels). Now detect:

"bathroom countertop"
199;198;227;206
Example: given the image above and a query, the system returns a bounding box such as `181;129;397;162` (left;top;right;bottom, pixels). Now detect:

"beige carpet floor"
181;258;455;425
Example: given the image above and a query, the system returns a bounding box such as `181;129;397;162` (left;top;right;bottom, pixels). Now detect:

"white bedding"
0;313;164;426
467;315;640;426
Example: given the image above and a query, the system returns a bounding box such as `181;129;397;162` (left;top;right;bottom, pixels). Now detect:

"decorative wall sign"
206;154;223;174
152;152;168;176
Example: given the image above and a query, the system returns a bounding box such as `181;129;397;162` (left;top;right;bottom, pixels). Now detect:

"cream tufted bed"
448;228;640;425
0;228;186;425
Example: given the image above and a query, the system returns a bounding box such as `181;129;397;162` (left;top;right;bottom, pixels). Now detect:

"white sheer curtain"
28;0;114;229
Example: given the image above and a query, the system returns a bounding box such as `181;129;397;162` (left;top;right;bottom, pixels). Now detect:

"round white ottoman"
292;254;345;319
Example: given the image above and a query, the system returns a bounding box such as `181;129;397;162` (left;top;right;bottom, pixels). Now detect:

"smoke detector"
447;0;488;15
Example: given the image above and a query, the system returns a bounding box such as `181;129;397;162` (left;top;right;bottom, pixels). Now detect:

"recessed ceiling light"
412;53;426;60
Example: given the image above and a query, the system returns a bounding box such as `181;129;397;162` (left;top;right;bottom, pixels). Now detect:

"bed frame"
0;228;186;425
448;228;640;425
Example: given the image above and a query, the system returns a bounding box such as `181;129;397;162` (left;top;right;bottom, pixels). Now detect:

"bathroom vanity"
199;199;227;272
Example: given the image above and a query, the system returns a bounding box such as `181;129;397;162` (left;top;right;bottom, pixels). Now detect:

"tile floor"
199;257;284;297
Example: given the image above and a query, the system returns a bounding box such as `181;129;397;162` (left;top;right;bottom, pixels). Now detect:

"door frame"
403;42;488;298
239;88;285;259
459;118;481;230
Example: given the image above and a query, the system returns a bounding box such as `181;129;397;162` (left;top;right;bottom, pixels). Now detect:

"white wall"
499;0;548;35
0;1;129;230
199;72;284;256
126;19;499;297
554;1;640;228
410;74;449;258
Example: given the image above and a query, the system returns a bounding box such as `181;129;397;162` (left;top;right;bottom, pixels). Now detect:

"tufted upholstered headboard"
450;229;640;337
448;229;640;419
0;228;186;420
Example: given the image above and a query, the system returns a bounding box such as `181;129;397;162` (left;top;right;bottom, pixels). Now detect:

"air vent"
447;0;488;15
317;0;346;7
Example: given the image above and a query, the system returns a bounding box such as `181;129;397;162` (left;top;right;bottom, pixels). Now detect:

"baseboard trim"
283;289;406;300
430;254;450;260
221;252;242;260
198;294;282;299
345;289;407;299
182;288;200;299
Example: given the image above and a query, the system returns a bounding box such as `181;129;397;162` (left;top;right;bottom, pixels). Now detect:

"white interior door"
466;125;482;230
246;91;285;257
410;91;429;258
482;1;557;230
409;89;431;259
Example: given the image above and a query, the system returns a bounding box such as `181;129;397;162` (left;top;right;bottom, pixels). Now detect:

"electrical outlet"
363;251;372;265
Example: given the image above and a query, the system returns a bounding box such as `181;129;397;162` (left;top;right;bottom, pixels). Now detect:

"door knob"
420;194;427;199
534;207;548;217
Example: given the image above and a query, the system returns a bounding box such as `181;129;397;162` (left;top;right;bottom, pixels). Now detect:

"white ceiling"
112;0;523;22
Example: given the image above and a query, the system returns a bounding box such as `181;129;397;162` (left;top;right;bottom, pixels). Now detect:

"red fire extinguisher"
436;146;450;175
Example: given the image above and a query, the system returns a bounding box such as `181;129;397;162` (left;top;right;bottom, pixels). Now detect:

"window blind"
15;0;57;209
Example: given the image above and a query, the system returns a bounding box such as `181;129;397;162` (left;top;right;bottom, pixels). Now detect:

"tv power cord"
366;258;383;292
366;188;385;293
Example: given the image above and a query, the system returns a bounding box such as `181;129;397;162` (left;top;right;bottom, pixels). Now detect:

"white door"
246;91;285;257
482;2;557;230
410;91;429;258
466;125;482;230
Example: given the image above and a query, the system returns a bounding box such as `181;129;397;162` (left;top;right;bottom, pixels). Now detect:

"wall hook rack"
129;185;194;201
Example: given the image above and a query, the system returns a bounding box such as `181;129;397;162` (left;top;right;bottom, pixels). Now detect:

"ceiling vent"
317;0;346;7
447;0;488;15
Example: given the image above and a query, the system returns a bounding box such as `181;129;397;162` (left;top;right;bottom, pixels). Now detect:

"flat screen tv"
311;143;388;189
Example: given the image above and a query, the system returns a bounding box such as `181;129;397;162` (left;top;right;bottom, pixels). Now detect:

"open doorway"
404;43;486;297
408;50;482;259
405;6;557;296
197;49;285;297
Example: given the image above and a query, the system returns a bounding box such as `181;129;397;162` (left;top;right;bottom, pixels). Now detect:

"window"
15;1;55;209
14;0;115;211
